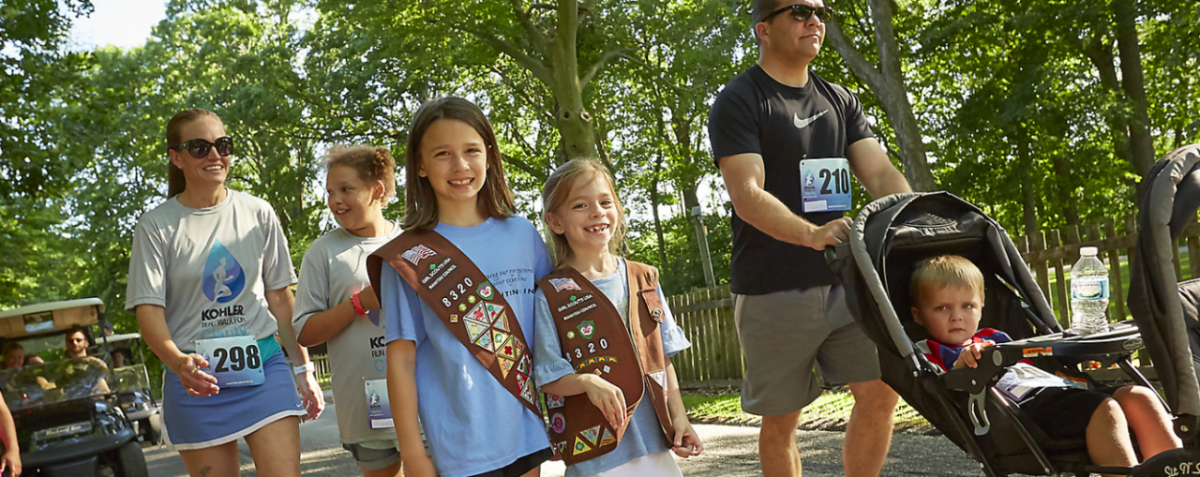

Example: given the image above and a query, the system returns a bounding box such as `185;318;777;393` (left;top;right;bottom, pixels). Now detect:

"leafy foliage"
1;0;1197;314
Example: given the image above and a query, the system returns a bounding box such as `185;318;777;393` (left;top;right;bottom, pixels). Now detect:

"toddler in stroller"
828;191;1200;477
910;254;1179;474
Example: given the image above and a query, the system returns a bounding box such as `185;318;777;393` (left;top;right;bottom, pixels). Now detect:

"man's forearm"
864;165;913;199
733;185;817;248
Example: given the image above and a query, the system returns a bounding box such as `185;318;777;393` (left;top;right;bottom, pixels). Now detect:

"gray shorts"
735;285;881;416
342;440;400;472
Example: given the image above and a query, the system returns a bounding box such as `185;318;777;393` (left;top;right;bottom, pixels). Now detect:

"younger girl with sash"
532;159;703;477
293;145;403;477
370;97;553;477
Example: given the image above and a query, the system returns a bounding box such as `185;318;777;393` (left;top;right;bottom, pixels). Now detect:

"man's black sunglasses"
762;4;835;23
175;137;233;158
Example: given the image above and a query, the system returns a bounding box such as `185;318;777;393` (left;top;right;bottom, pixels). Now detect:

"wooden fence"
667;214;1200;384
312;353;332;387
667;285;740;384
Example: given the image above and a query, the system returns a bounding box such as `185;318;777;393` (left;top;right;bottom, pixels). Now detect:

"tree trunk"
824;0;937;192
547;0;598;163
1045;117;1081;226
1050;153;1081;227
1114;0;1155;178
1018;130;1039;238
668;110;715;287
651;118;669;276
465;0;614;165
1079;36;1135;172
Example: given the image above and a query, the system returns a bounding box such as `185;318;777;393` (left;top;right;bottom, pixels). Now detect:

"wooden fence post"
1049;229;1070;327
1032;233;1052;313
1102;219;1127;320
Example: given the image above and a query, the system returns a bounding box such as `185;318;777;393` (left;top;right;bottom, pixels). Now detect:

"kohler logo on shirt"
202;305;246;321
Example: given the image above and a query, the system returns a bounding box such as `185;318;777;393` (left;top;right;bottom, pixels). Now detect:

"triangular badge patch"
464;321;489;342
521;379;536;403
472;330;494;352
493;312;510;332
464;301;489;325
581;425;601;445
599;428;616;447
495;337;517;360
510;338;523;361
492;330;511;350
649;370;666;387
573;436;592;456
485;303;505;321
498;357;515;379
517;354;529;374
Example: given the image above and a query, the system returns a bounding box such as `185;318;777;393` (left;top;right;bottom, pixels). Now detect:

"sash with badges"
800;158;852;213
194;336;265;388
367;231;542;418
537;262;675;465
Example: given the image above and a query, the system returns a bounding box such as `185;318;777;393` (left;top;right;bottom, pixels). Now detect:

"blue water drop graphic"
202;240;246;304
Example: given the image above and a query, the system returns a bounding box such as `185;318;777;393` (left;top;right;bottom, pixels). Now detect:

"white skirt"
580;451;683;477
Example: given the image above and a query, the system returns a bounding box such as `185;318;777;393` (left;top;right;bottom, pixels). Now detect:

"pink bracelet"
351;292;367;315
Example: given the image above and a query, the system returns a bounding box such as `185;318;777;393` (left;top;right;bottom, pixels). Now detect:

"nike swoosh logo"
794;110;829;129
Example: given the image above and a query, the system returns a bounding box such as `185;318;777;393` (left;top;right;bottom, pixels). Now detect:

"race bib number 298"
195;336;265;388
800;158;852;213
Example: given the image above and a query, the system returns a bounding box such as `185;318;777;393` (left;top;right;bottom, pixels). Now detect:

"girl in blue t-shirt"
533;159;703;477
380;97;553;477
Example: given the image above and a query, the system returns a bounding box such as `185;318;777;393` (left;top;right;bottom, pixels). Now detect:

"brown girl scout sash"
537;261;675;465
366;230;541;418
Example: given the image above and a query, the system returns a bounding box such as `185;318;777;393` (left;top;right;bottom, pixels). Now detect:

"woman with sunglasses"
125;108;324;477
708;1;911;477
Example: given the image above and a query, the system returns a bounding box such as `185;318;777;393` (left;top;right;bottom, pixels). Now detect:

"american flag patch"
549;277;581;292
401;244;436;265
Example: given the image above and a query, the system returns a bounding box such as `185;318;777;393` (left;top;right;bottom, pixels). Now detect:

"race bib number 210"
800;158;852;213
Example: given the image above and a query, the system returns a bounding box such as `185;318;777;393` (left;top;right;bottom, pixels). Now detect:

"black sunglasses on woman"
175;136;234;158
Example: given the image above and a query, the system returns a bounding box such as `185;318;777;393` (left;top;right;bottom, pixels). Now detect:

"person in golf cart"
2;343;24;370
29;326;112;395
0;298;149;477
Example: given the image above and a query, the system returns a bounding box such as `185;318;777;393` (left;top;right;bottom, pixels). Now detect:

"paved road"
146;395;983;476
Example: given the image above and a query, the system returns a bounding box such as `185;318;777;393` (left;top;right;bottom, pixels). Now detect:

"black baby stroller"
1128;144;1200;442
827;191;1200;476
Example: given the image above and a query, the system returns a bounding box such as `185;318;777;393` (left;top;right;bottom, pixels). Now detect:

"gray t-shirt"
125;189;297;347
293;223;401;444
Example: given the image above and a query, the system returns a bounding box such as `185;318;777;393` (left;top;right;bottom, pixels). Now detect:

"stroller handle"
824;243;850;266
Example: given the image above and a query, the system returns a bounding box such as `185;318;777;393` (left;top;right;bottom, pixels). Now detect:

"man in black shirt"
708;1;912;476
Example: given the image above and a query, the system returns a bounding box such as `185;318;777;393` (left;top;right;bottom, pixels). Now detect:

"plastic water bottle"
1070;246;1110;336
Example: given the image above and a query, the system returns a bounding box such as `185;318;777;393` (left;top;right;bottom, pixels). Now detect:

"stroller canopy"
839;192;1059;367
1128;143;1200;419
